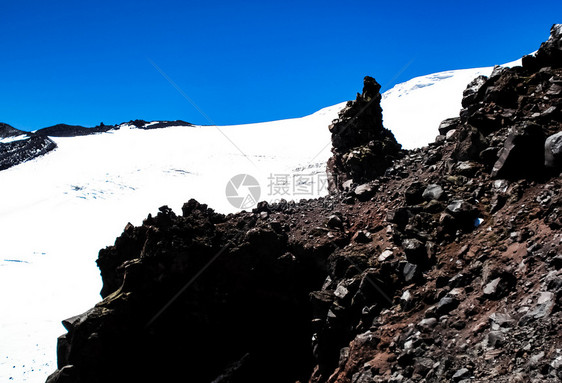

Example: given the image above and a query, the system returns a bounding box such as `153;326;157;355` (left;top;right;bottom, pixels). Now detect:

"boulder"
452;368;472;382
545;131;562;169
402;238;427;265
435;295;460;316
438;118;460;135
404;181;425;205
422;184;444;201
354;183;376;201
462;76;488;108
446;200;479;230
491;123;545;179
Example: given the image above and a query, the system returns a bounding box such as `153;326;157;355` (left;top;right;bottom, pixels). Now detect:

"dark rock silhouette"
35;120;193;137
0;123;56;170
327;76;401;192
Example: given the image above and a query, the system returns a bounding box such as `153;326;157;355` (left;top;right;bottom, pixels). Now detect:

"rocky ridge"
0;123;56;171
0;120;193;171
34;120;193;137
47;25;562;383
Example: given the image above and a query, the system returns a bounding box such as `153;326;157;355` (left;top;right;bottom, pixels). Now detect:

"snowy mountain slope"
0;104;344;383
381;57;523;149
0;59;523;382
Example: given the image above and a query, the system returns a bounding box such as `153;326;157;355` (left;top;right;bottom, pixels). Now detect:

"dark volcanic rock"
422;184;444;201
0;122;24;138
545;131;562;169
327;76;401;191
0;123;57;171
50;200;328;383
491;123;545;179
36;123;114;137
534;24;562;68
36;120;193;137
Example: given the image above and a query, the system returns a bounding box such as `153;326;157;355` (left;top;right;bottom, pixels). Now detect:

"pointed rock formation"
327;76;401;192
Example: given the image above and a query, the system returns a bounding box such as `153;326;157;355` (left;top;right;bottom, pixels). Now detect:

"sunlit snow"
0;135;29;144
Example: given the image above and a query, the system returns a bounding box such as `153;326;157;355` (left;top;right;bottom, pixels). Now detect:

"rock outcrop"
0;123;56;171
35;120;193;137
47;25;562;383
327;76;401;192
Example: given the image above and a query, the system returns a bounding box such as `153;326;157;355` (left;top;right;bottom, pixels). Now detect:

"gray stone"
519;292;556;325
452;368;471;382
436;295;460;316
342;179;353;191
413;357;435;377
422;184;443;201
446;129;458;140
446;200;474;216
403;262;419;283
354;183;376;201
417;317;438;332
545;131;562;169
326;214;343;229
400;290;414;311
438;117;460;135
334;282;351;300
402;238;427;264
378;249;394;262
46;365;77;383
483;277;501;297
485;331;505;348
529;351;545;368
351;369;373;383
551;355;562;371
455;161;479;177
462;75;487;107
489;312;516;330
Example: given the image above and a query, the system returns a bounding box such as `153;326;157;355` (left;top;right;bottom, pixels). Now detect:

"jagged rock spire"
327;76;401;192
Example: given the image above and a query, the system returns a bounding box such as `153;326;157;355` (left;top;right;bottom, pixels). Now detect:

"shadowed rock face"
47;25;562;383
448;24;562;180
327;76;401;192
35;120;193;137
0;122;56;171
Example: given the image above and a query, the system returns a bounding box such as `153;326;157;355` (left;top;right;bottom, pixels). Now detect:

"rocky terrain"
0;123;56;171
46;25;562;383
35;120;193;137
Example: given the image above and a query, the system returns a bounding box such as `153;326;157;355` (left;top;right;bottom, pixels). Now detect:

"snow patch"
0;135;29;144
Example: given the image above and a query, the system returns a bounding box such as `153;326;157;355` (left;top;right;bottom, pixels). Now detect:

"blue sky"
1;0;561;131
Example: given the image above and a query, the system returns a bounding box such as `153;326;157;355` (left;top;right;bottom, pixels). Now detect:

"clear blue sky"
1;0;560;131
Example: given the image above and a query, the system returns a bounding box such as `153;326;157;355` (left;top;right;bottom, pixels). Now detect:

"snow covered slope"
381;57;523;149
0;105;344;382
0;58;522;382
